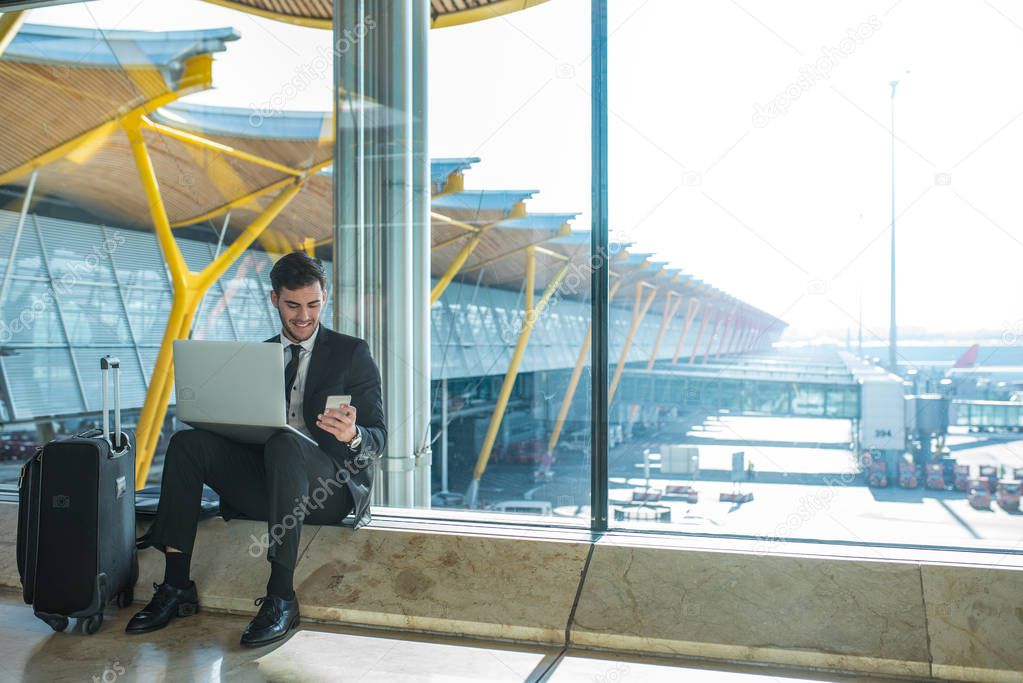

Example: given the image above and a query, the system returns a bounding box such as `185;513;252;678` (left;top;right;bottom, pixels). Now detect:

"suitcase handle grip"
100;356;124;452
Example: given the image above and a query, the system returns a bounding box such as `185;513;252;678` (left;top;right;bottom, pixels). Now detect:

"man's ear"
270;290;278;307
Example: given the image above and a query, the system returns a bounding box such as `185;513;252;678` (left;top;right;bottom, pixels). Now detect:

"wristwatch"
345;426;363;451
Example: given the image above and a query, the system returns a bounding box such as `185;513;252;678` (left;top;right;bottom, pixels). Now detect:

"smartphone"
325;395;351;411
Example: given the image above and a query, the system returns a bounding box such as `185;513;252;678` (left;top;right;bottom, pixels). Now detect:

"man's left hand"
317;405;358;445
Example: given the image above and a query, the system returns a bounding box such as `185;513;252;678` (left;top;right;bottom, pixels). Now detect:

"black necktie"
284;343;301;409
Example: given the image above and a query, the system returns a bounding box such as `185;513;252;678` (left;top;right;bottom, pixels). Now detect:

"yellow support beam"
671;297;702;363
431;211;481;240
459;235;568;276
431;224;570;305
437;172;464;197
546;278;624;455
468;254;571;497
628;289;683;422
141;116;306;177
702;319;719;363
168;158;331;227
429;219;511;304
125;115;189;288
703;302;731;364
0;10;25;57
716;303;740;359
688;301;713;365
646;291;682;370
303;237;316;257
0;54;213;187
127;115;309;487
608;282;658;404
431;232;483;305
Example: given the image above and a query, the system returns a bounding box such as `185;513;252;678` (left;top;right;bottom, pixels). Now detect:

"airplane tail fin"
953;343;980;368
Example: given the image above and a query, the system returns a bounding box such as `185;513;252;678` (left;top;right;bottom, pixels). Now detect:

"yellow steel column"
467;255;571;503
628;290;682;421
726;310;744;355
671;296;701;363
688;302;713;364
745;325;758;352
0;10;25;57
431;233;482;304
716;304;738;358
126;117;193;484
645;291;681;370
702;312;722;364
608;281;658;403
126;116;308;487
546;278;623;455
135;181;306;486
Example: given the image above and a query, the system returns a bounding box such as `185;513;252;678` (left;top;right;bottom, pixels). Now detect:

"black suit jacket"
264;325;386;529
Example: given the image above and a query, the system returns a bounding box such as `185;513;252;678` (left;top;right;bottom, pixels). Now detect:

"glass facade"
603;0;1023;550
0;0;1020;555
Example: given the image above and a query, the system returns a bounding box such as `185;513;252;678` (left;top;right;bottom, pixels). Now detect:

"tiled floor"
0;589;917;682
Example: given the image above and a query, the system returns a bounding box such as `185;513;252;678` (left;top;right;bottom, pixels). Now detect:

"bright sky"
24;0;1023;343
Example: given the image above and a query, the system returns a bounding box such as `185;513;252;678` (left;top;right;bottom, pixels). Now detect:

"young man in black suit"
128;251;386;646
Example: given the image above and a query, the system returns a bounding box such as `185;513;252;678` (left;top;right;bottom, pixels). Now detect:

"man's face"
270;282;326;342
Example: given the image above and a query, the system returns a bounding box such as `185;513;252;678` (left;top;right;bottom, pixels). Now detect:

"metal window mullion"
591;0;609;533
102;224;150;391
0;354;17;421
0;169;36;304
33;214;89;412
0;171;36;423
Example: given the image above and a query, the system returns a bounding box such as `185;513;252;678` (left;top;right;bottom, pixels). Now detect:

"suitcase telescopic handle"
100;356;122;450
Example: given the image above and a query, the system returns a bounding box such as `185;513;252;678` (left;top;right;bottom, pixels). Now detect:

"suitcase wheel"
81;612;103;635
45;615;69;632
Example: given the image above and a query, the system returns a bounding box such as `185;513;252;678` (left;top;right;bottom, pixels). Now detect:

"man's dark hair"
270;251;327;294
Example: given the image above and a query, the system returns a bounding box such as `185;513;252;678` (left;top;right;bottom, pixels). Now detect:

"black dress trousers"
142;428;353;571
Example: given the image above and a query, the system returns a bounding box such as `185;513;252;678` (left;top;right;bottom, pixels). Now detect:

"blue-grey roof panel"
5;23;239;69
152;102;329;141
431;158;480;186
496;213;578;231
432;189;537;215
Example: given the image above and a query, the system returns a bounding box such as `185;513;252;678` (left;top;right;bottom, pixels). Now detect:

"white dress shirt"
281;323;319;438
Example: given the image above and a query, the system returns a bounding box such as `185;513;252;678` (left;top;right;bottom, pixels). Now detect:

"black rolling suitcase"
17;355;138;634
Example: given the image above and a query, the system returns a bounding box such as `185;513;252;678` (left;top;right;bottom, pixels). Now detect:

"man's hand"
317;405;358;444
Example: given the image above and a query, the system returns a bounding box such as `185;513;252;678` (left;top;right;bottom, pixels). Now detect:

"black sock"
164;551;190;589
267;561;295;600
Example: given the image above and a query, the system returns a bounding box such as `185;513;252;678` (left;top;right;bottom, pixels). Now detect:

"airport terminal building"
0;1;1020;681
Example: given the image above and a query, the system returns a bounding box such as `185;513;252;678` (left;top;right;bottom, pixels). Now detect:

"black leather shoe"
239;594;299;647
125;581;199;634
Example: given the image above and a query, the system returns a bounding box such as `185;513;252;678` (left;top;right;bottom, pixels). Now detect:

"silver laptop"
173;339;317;446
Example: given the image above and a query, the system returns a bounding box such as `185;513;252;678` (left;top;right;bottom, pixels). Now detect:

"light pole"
889;79;899;375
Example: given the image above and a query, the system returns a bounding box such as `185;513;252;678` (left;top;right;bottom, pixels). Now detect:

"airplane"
944;344;1023;399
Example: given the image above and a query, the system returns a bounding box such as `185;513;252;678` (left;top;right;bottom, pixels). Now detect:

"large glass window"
422;0;593;519
3;0;1021;556
605;0;1023;550
0;1;333;487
